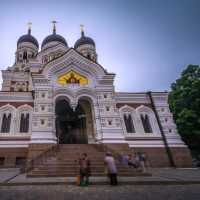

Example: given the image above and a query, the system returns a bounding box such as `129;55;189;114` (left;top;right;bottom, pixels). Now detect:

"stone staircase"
27;144;145;177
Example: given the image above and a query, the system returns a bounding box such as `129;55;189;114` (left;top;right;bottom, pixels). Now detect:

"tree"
168;65;200;153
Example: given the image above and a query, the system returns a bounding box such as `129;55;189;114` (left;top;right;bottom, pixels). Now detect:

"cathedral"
0;23;192;171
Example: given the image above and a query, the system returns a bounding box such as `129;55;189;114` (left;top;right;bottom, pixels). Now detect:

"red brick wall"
0;145;192;168
27;144;56;161
0;147;28;167
170;147;192;168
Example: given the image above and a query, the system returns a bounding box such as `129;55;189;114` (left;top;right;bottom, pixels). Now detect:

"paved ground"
0;184;200;200
1;168;200;185
0;168;200;199
0;168;20;183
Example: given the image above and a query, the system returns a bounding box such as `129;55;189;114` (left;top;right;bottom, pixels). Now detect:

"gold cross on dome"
52;20;57;33
52;20;57;26
80;24;84;32
27;22;32;29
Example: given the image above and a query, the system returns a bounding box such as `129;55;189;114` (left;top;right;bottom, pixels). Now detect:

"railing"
20;144;59;174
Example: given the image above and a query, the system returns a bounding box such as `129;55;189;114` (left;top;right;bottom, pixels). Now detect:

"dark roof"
74;31;95;49
17;30;39;48
42;33;68;48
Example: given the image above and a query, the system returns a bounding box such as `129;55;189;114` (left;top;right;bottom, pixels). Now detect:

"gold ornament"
57;70;88;85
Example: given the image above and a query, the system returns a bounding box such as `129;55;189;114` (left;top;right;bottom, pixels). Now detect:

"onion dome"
41;21;68;48
17;25;39;48
74;25;95;49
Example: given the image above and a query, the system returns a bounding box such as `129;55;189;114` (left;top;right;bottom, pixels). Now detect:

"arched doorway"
55;98;94;144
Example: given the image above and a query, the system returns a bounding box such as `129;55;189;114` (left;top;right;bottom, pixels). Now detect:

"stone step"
31;170;137;175
32;166;136;171
28;172;142;177
30;169;139;174
44;163;104;166
43;160;104;164
33;163;136;170
27;144;144;177
55;155;105;158
33;166;104;170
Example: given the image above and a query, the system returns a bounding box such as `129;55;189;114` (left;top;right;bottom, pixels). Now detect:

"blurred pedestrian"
104;152;118;186
121;154;129;166
138;152;146;172
128;154;137;168
79;153;91;186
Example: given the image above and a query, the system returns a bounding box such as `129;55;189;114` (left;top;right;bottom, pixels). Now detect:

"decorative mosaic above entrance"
57;70;88;85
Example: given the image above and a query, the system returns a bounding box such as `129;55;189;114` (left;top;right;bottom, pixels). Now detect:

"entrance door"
55;99;88;144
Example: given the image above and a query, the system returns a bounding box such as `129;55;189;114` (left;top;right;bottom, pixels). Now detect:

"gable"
41;48;111;87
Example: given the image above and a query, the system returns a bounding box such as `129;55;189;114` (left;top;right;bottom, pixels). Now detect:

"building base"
0;147;28;168
132;146;192;168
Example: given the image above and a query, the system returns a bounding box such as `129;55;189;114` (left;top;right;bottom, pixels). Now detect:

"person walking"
121;154;129;166
79;153;91;186
104;152;118;186
127;154;137;168
138;152;146;172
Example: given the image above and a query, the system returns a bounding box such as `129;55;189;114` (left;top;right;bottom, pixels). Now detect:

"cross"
27;22;32;30
27;22;32;34
80;24;84;32
52;20;57;26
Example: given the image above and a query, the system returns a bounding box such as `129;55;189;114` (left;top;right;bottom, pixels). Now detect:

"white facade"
0;27;186;150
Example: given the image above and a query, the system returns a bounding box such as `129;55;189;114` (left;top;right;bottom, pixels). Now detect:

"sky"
0;0;200;92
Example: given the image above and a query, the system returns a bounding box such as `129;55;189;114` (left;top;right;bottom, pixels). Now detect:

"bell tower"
15;22;39;71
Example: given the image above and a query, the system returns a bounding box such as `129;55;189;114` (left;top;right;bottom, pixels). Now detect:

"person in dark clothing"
128;154;138;168
79;153;91;186
138;152;147;172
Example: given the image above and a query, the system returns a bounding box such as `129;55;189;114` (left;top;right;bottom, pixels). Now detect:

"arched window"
1;113;11;133
124;114;135;133
87;54;91;59
18;88;23;92
25;113;29;132
19;113;29;133
19;113;25;132
141;114;152;133
23;51;27;60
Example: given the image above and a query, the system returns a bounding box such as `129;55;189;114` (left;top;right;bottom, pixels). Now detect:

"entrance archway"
55;98;94;144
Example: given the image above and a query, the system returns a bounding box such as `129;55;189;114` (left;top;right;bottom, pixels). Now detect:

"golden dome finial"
80;24;84;32
80;24;85;37
52;20;57;34
27;21;32;34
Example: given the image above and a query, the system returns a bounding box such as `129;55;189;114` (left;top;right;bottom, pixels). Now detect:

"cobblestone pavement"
0;185;200;200
1;168;200;185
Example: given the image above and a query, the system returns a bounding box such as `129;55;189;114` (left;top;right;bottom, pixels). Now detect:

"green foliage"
168;65;200;151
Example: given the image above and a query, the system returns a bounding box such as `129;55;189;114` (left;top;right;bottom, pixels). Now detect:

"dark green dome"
42;33;68;48
74;31;95;49
17;29;39;48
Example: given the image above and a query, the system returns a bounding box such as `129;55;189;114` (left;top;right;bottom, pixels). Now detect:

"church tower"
1;23;38;92
15;22;39;69
74;25;97;62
